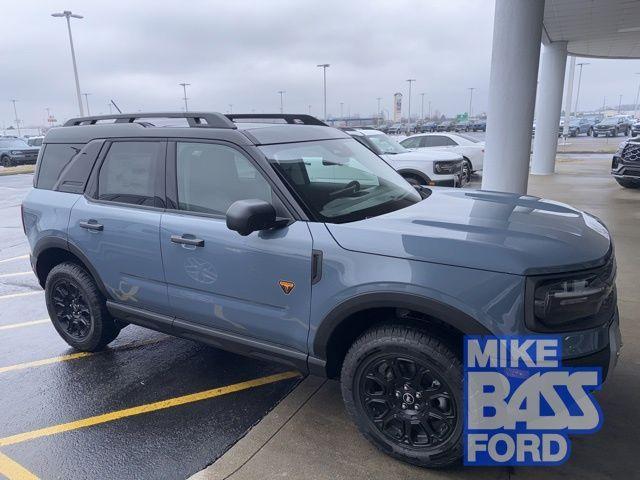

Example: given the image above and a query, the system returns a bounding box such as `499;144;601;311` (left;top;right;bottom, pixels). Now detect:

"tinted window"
98;142;163;206
176;142;273;216
36;143;83;190
0;139;29;149
28;138;43;146
400;136;422;148
423;136;457;147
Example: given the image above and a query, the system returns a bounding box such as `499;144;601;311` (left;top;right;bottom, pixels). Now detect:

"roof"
544;0;640;58
46;112;349;146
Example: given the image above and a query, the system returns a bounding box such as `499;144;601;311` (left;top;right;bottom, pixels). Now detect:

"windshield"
600;118;618;125
261;138;422;223
366;134;407;154
0;139;29;148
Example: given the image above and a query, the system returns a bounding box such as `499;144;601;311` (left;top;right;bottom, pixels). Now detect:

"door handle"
79;220;104;231
171;235;204;247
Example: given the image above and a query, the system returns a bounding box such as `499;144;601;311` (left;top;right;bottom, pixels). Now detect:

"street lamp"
11;100;21;136
278;91;286;113
229;104;233;114
317;64;330;121
618;94;623;113
428;100;432;119
179;83;190;111
420;93;425;120
377;97;382;125
52;10;85;116
468;87;475;119
340;102;344;119
308;104;312;115
83;93;91;115
406;79;416;133
574;62;589;115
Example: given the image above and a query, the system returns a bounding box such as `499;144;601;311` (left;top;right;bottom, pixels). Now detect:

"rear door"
160;140;313;353
68;139;169;314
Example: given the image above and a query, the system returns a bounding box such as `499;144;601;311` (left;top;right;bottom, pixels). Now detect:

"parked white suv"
400;132;485;176
342;128;466;187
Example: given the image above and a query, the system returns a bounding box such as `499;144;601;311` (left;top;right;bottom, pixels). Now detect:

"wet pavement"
0;174;301;479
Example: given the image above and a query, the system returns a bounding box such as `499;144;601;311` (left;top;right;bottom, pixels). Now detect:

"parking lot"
0;173;301;479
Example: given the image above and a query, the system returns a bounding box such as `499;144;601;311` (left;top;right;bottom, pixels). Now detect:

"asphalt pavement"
0;174;301;479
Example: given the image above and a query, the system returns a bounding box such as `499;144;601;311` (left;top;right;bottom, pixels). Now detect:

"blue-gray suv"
22;112;621;468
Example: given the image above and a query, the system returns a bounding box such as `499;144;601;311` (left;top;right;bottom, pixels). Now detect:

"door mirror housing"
226;199;282;236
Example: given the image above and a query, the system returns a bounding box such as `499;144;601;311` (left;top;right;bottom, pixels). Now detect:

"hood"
383;149;462;162
326;189;611;276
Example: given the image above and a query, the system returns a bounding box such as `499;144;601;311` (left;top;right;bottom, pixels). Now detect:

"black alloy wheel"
51;279;92;340
1;156;12;167
356;354;457;450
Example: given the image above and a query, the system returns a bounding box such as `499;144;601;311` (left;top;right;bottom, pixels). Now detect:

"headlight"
433;161;461;174
615;141;626;154
10;150;24;155
529;258;616;331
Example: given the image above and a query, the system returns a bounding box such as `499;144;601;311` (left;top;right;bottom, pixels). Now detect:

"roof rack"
225;114;328;126
63;112;237;129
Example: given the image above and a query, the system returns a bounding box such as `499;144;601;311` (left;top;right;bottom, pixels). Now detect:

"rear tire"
615;177;640;189
1;156;12;168
45;262;120;351
341;325;463;468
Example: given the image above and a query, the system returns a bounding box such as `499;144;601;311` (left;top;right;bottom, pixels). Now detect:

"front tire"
1;156;13;167
341;325;463;468
45;262;120;351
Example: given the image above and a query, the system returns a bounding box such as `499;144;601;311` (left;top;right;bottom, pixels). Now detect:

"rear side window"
97;141;164;207
423;136;457;147
36;144;84;190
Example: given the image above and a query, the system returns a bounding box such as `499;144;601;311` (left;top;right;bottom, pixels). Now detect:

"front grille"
622;143;640;162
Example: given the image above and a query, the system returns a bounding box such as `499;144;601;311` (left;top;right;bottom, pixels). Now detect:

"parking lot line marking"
0;371;300;447
0;271;33;279
0;291;42;301
0;319;49;331
0;451;38;480
0;255;29;264
0;337;168;375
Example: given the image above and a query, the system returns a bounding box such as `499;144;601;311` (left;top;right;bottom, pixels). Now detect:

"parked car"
0;137;40;167
593;116;631;137
561;117;594;136
23;112;620;468
387;123;404;135
400;132;484;174
453;120;472;132
342;127;466;186
611;137;640;188
631;119;640;137
26;136;45;147
418;121;437;133
436;120;453;132
471;119;486;132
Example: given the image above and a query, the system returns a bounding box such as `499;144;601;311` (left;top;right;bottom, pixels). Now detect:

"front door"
160;141;313;353
68;140;169;314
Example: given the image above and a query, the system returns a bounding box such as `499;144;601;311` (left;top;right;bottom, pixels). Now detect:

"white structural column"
482;0;545;194
531;42;568;175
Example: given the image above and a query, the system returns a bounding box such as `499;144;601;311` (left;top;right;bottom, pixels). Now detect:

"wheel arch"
312;292;491;378
396;168;432;185
33;237;108;297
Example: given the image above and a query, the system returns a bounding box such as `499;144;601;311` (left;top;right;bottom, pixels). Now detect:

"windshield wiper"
328;180;361;199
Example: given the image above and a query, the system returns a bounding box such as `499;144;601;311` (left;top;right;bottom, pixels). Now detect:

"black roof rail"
63;112;237;129
225;113;328;126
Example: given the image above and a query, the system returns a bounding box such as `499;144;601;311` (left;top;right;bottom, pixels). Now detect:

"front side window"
261;138;421;223
176;142;273;216
98;141;163;206
366;134;406;154
36;143;83;190
400;136;423;149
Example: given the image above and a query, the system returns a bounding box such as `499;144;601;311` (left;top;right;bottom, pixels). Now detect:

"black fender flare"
33;236;109;298
312;292;491;360
396;169;432;184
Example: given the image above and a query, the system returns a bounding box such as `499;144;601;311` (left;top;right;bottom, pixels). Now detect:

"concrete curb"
191;375;326;480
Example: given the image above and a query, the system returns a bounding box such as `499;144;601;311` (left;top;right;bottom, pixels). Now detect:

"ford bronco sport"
23;112;621;468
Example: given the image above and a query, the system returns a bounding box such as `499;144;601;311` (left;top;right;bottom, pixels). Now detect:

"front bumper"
611;150;640;179
563;309;621;383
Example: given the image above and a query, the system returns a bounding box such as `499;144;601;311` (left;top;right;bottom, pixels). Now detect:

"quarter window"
176;142;273;216
36;143;84;190
98;141;163;206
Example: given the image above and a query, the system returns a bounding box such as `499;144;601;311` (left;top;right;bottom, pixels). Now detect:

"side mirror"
226;199;280;236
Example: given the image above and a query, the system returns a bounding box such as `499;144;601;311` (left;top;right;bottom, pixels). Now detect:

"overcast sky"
3;0;640;129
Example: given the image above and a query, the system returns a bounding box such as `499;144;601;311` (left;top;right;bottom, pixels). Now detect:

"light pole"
428;100;432;119
278;91;285;113
11;100;21;136
83;93;91;115
340;102;344;119
52;10;85;116
618;94;623;113
229;104;233;114
633;73;640;119
574;62;589;115
376;97;382;125
317;64;330;121
468;87;475;118
420;93;425;120
179;83;190;111
406;79;416;132
308;104;312;115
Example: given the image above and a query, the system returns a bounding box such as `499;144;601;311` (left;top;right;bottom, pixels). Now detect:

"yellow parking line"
0;319;49;331
0;337;167;375
0;255;29;264
0;371;299;447
0;291;42;301
0;271;33;279
0;452;38;480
